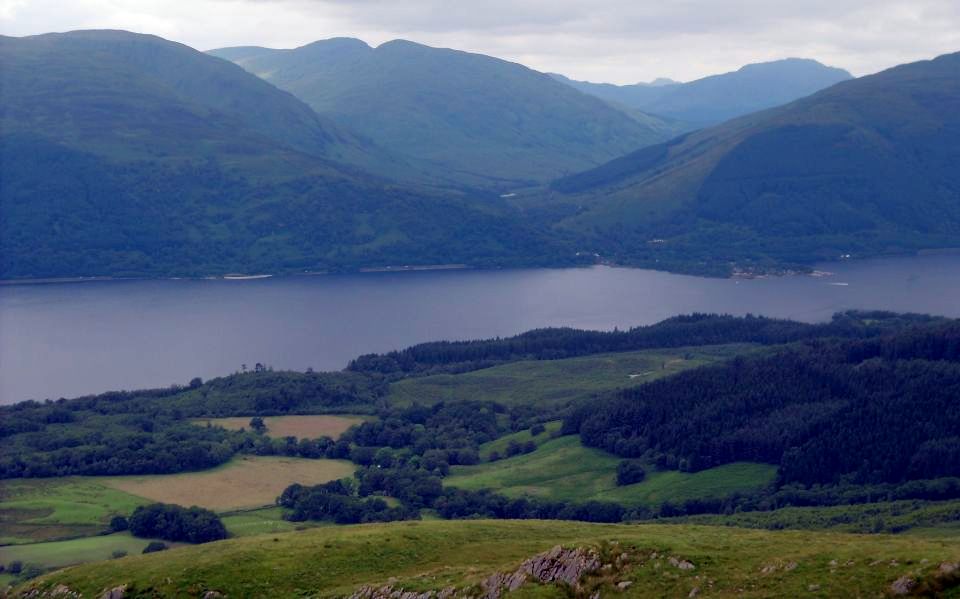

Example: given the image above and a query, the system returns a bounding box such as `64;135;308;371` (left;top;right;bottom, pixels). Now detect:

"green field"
220;507;333;538
0;478;149;545
446;436;777;506
388;344;757;409
0;532;173;572
15;520;960;598
478;421;562;460
674;499;960;536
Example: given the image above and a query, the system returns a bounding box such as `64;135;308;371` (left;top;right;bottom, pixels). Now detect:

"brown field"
101;456;355;511
191;414;367;439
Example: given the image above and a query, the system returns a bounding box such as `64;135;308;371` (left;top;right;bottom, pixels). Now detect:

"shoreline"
2;249;956;287
0;264;475;287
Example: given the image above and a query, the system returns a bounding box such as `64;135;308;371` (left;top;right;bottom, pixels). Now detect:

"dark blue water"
3;254;960;404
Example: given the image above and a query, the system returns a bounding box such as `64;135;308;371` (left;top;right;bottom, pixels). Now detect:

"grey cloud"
4;0;960;82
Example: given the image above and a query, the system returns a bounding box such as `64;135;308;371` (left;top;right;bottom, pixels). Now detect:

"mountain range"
1;30;958;280
208;39;681;186
0;31;562;280
546;51;960;273
551;58;853;127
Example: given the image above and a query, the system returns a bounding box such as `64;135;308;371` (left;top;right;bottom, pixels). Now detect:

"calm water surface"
3;255;960;404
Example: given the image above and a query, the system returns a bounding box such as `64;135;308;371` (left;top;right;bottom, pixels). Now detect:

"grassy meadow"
191;414;368;439
0;478;148;545
387;344;757;409
446;436;777;506
15;519;960;598
0;532;174;571
0;456;355;578
478;421;563;460
101;456;355;511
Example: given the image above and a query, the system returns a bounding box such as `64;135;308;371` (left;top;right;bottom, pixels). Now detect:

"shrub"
129;503;227;544
109;515;129;532
530;423;546;436
616;460;647;486
111;550;128;559
142;541;169;554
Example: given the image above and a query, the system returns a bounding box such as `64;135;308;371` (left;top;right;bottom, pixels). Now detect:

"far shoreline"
2;249;958;288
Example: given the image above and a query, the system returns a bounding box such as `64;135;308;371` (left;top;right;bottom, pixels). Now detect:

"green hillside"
209;39;680;187
387;344;755;410
445;436;776;506
553;58;852;127
0;31;570;280
545;51;960;275
13;520;960;598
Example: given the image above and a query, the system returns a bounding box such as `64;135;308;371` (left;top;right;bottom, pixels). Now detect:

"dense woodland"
569;322;960;485
347;311;937;376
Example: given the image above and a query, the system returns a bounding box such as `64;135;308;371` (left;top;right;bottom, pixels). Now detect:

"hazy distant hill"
0;31;566;280
552;58;853;127
547;52;960;273
209;39;681;187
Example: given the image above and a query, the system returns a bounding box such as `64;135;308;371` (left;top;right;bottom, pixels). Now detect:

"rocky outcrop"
889;575;916;595
349;545;611;599
349;585;457;599
19;586;81;599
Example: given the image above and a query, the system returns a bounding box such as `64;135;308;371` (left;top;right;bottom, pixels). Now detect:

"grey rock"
890;576;916;596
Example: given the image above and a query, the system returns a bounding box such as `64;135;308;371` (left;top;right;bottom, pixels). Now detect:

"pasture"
0;532;172;571
191;414;367;439
446;436;776;506
0;478;148;545
387;344;757;409
102;456;356;511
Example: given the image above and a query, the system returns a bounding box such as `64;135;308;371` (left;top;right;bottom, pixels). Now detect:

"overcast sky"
2;0;959;83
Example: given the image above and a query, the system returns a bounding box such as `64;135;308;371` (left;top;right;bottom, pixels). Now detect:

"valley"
2;13;960;598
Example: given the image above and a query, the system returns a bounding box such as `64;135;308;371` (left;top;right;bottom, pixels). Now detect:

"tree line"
568;322;960;486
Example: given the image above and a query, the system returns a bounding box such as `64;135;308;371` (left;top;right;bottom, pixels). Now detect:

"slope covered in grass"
15;520;960;598
0;479;148;545
388;344;754;411
445;436;776;506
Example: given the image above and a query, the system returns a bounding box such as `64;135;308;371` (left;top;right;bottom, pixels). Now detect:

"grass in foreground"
0;532;173;571
191;414;368;439
446;435;776;506
388;344;757;409
101;456;355;511
0;479;148;545
16;519;960;598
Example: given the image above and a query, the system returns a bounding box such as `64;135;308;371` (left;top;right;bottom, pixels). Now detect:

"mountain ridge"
208;38;682;187
551;58;853;127
544;50;960;273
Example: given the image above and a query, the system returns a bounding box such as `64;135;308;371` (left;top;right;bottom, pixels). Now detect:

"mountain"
0;31;566;280
552;58;853;127
208;39;682;187
546;51;960;274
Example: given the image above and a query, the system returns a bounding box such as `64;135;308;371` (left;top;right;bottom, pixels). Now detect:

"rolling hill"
552;58;853;127
208;39;681;187
12;520;960;598
0;30;567;280
546;51;960;274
